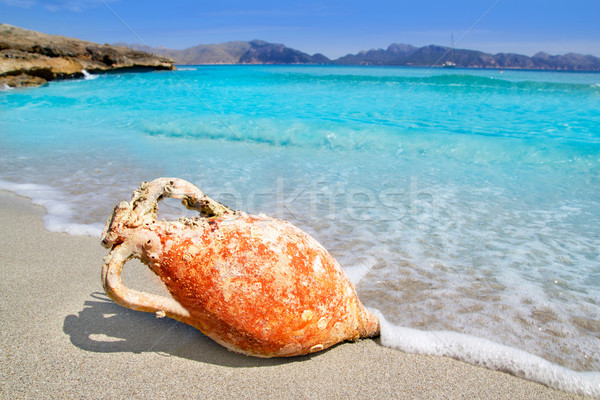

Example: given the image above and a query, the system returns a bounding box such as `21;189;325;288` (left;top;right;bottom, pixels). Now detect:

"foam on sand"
373;310;600;397
0;179;103;237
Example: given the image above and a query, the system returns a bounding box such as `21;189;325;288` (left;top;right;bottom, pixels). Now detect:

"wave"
142;118;600;176
0;179;103;237
81;69;98;80
419;73;597;92
374;311;600;396
143;118;366;151
268;70;600;94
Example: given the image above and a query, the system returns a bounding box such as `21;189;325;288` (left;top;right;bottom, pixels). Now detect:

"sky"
1;0;599;59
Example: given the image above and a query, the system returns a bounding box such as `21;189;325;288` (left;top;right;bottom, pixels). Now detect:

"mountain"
335;44;600;70
123;40;600;71
335;43;418;65
531;52;600;70
0;24;174;87
117;40;330;65
114;41;252;64
239;40;318;64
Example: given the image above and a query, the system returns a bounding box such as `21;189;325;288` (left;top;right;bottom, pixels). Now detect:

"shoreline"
0;24;175;88
0;190;592;399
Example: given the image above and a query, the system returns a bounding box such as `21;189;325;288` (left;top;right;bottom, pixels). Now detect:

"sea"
1;65;599;395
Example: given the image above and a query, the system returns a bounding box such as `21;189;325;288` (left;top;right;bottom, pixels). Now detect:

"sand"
0;190;591;399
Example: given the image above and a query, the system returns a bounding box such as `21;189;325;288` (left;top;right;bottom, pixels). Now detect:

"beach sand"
0;190;590;399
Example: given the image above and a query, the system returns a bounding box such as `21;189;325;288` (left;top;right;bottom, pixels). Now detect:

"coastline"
0;190;591;399
0;24;175;88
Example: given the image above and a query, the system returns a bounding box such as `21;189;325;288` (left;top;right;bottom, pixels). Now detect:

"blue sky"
1;0;599;58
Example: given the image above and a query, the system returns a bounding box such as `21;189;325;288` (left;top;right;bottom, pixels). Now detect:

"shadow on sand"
63;292;328;368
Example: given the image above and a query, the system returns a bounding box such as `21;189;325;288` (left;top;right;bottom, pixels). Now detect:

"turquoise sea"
1;66;599;395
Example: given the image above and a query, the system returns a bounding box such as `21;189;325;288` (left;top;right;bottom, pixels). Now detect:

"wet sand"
0;191;590;399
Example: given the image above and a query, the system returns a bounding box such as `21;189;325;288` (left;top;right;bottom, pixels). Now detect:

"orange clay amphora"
101;178;379;357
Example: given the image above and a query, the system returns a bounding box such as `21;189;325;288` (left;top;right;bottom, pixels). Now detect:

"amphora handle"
101;244;191;321
101;178;234;321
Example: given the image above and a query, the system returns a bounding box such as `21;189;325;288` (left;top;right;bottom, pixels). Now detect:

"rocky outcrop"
0;24;175;88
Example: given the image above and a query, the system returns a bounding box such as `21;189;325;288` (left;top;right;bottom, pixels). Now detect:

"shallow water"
1;65;599;395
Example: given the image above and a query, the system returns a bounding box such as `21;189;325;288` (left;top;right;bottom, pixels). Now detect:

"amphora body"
101;178;379;357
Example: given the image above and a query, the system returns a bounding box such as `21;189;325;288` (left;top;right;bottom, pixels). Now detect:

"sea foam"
81;69;98;80
374;311;600;396
0;179;103;237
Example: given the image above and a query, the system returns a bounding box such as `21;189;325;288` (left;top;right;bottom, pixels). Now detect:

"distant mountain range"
116;40;600;71
114;40;330;66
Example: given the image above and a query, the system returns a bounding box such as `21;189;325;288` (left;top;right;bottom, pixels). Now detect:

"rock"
0;24;175;88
